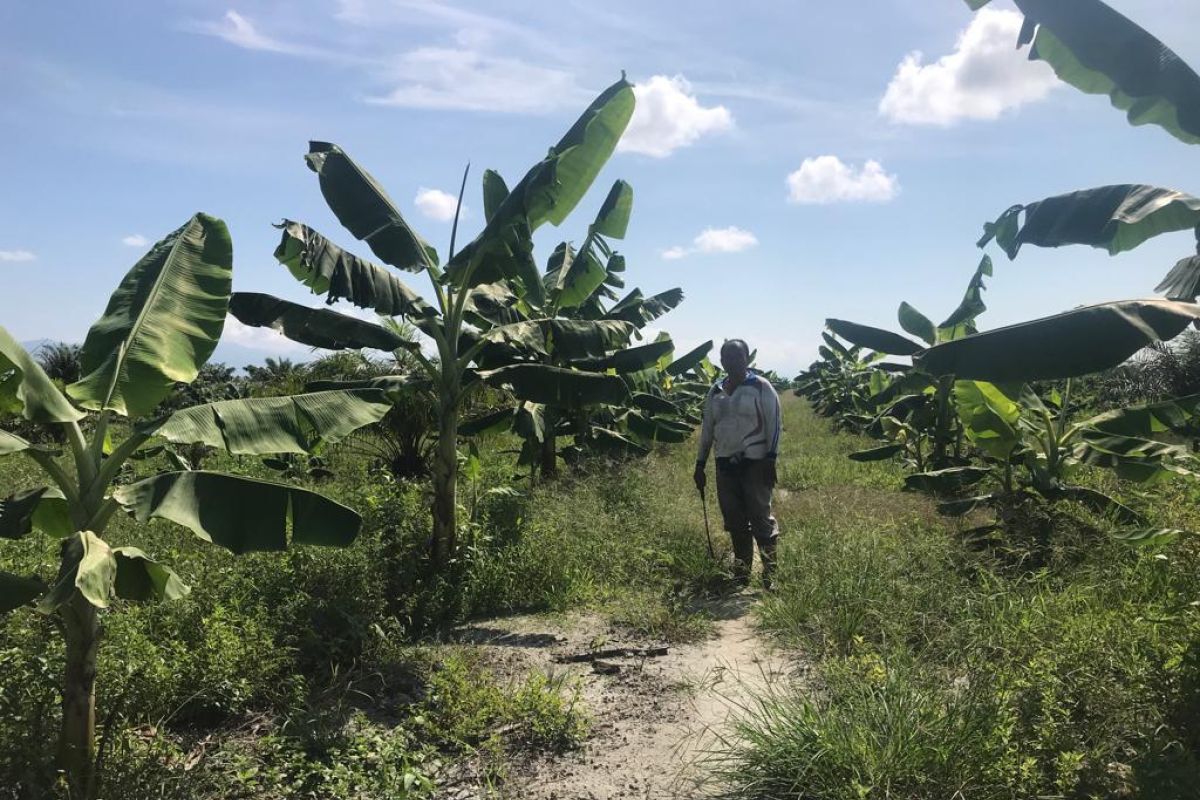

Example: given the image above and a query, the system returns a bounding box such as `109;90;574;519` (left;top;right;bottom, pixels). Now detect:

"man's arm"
763;382;782;485
695;390;715;491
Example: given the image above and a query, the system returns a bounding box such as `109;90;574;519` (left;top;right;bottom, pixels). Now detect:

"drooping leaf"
978;0;1200;145
0;326;83;423
625;411;692;444
68;214;232;417
1050;484;1145;525
897;303;936;346
148;390;391;455
848;443;905;462
937;495;998;517
904;466;992;493
465;282;526;326
1081;393;1200;437
1154;253;1200;302
114;471;362;554
477;364;629;408
39;531;117;612
917;299;1200;381
304;142;438;271
978;185;1200;259
0;487;49;540
112;547;191;602
272;222;435;318
825;319;924;357
460;407;515;437
544;319;635;359
554;247;608;310
0;572;45;613
1109;528;1185;547
630;392;682;416
665;340;714;377
229;292;408;352
573;339;675;373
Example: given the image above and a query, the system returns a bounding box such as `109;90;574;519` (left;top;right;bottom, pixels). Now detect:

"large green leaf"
229;292;408;352
0;326;83;423
114;471;362;554
544;320;635;359
848;443;905;462
954;381;1022;460
979;185;1200;259
466;282;526;326
967;0;1200;145
68;214;232;417
825;320;924;357
0;572;45;613
304;142;438;272
917;299;1200;381
625;411;691;444
904;466;991;493
459;407;516;437
527;77;636;230
1049;484;1145;525
1155;254;1200;302
112;547;190;602
554;248;608;311
478;364;629;408
272;222;435;318
630;392;681;416
149;390;390;455
665;340;714;377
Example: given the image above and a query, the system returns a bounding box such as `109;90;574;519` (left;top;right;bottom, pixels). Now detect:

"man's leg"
716;465;753;583
744;461;780;589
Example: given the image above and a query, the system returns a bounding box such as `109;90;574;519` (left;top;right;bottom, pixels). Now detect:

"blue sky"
2;0;1199;375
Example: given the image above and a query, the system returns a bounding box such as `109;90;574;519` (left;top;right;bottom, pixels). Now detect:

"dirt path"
442;593;798;799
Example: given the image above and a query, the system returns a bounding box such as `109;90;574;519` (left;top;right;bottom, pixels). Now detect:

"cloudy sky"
2;0;1199;374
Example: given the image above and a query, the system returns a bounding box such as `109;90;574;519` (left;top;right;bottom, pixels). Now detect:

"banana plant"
828;256;994;465
932;379;1200;542
0;215;390;799
456;176;687;478
230;77;636;565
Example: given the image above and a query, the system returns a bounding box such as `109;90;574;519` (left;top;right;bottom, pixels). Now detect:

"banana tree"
230;77;636;565
827;256;994;465
0;215;390;798
933;378;1200;542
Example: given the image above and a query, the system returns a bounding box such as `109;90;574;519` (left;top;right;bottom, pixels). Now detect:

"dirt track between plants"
439;593;798;799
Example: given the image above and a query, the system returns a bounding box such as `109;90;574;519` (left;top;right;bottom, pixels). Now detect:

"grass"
710;398;1200;799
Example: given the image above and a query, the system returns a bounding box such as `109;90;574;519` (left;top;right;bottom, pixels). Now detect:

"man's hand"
694;462;707;493
765;459;777;487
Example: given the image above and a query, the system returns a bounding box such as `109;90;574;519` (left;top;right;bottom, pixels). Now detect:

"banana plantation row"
797;0;1200;548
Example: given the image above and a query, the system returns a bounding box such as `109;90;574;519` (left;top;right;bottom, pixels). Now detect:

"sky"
2;0;1200;376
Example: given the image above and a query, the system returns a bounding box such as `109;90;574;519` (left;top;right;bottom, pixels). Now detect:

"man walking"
694;339;783;589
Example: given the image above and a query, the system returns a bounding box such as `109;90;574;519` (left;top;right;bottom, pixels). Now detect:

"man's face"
720;343;749;375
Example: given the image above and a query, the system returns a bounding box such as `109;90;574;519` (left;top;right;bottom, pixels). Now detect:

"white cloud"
879;8;1059;126
618;75;734;158
122;234;148;247
0;250;35;262
221;315;314;355
367;48;586;113
694;226;758;253
199;10;293;54
786;156;899;205
661;226;758;260
414;187;467;222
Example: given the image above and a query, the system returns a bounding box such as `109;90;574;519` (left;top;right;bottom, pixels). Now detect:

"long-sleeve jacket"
696;370;782;464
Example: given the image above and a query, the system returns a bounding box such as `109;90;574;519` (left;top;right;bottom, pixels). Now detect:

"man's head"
720;338;751;379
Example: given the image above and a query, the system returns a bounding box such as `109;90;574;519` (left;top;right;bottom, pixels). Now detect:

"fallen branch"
553;646;668;664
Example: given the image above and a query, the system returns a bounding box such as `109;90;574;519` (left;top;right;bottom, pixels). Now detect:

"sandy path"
440;593;797;799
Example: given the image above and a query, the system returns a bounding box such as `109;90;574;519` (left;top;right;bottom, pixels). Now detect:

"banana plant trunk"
540;408;558;479
431;390;460;567
60;592;99;799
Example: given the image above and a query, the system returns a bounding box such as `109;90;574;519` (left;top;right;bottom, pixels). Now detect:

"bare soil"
437;592;800;799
